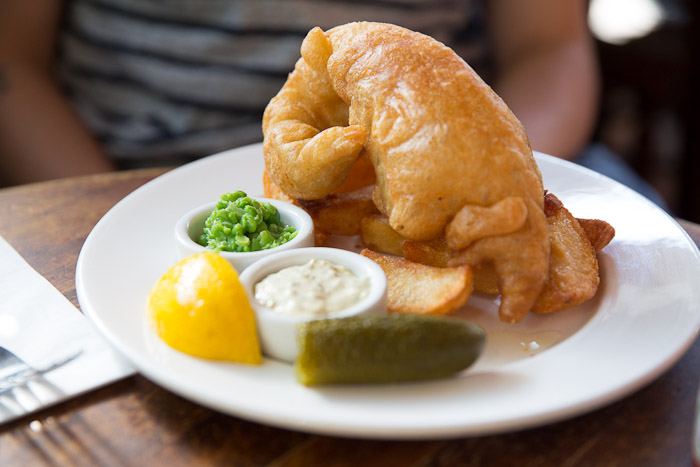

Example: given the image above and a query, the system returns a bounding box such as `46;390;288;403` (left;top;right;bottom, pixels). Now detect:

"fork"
0;346;82;394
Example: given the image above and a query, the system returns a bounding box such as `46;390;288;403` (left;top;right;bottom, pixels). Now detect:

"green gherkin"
295;315;485;385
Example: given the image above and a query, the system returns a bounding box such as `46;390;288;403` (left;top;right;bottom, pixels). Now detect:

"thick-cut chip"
402;239;499;295
543;192;614;251
361;249;473;315
533;195;600;313
361;215;406;256
263;154;375;235
577;218;615;252
334;153;376;193
543;191;564;216
299;186;379;235
314;230;330;247
402;239;451;267
263;169;295;203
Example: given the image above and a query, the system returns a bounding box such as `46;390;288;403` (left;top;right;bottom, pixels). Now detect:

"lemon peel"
148;251;262;364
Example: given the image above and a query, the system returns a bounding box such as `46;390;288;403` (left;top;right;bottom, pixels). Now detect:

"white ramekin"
239;247;388;363
175;198;314;272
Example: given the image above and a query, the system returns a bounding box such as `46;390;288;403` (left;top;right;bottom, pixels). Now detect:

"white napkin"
0;236;134;424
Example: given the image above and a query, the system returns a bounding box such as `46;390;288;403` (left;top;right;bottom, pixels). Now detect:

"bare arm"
0;1;114;186
489;0;599;159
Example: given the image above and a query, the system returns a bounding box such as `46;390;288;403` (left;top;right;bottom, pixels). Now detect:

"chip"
361;215;406;256
299;186;379;235
577;218;615;252
532;194;600;313
361;249;473;315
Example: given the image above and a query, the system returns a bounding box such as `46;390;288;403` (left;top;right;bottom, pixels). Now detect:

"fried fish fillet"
263;22;549;323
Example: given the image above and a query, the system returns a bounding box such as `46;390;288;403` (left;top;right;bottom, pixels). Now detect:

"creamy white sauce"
254;259;369;317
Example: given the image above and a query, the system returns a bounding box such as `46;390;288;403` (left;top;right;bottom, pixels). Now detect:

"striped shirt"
57;0;489;167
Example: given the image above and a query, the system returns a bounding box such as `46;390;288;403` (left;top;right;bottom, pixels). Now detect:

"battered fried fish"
263;22;548;323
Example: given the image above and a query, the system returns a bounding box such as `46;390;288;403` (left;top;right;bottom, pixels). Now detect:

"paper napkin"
0;236;134;424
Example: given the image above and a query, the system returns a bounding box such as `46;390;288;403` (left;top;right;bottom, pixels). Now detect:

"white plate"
76;143;700;439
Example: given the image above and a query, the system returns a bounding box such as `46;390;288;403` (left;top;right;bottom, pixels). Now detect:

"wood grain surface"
0;169;699;467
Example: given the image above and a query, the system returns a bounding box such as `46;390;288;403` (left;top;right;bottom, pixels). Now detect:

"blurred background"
1;0;698;222
588;0;698;221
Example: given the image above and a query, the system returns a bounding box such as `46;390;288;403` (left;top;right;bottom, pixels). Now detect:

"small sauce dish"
175;197;314;272
239;247;388;363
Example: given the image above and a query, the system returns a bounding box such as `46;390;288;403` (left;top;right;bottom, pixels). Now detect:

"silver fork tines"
0;346;82;394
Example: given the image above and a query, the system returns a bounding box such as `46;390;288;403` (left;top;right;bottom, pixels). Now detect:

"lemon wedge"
148;251;262;364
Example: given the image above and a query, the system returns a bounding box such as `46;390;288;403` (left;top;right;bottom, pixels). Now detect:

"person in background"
0;0;664;205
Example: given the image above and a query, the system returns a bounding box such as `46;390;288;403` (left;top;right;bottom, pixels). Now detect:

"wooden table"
0;169;699;466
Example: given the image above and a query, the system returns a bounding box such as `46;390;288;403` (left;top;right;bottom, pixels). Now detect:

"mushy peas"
199;191;297;252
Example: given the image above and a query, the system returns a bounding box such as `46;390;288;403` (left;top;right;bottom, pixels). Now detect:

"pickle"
295;314;485;385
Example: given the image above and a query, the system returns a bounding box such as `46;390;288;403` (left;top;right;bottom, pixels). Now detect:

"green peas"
199;191;298;252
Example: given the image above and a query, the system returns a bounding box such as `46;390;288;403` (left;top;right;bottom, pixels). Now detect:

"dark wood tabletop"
0;169;699;467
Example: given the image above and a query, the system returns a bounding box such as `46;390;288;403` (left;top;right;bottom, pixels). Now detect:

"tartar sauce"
254;259;369;317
